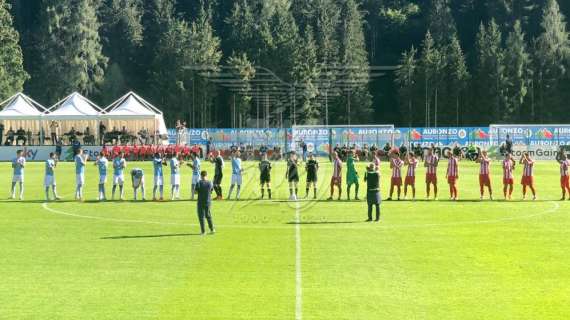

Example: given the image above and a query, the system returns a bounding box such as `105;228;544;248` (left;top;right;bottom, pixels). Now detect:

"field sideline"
1;160;570;319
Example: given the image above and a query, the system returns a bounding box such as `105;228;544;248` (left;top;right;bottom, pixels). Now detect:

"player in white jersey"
227;151;244;200
170;153;181;200
404;153;418;200
44;152;61;201
387;151;403;201
131;168;146;201
74;148;89;201
557;153;570;200
152;153;166;201
112;152;127;200
519;152;536;200
187;153;201;200
10;150;26;200
327;152;343;200
95;153;109;201
476;150;493;200
502;153;516;200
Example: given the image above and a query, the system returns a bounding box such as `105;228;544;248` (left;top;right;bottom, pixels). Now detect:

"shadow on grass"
100;233;202;240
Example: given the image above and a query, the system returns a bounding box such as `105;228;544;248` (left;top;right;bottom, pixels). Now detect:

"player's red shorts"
391;177;402;186
426;173;437;184
404;176;415;186
521;176;534;186
503;178;514;185
479;174;491;187
330;176;342;186
561;176;570;188
447;176;458;184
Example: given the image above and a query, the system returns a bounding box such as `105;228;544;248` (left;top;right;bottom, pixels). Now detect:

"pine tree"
0;0;28;100
293;26;320;124
419;31;443;127
428;0;457;45
33;0;108;103
504;20;530;121
395;46;417;127
446;34;469;125
535;0;570;121
336;0;372;125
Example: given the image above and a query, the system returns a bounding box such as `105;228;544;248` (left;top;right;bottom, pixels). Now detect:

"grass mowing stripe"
295;200;302;320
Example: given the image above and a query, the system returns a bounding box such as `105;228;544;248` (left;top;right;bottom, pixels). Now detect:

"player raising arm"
387;151;403;201
502;153;516;200
520;152;537;200
227;151;243;200
404;153;417;200
187;153;201;200
424;147;439;200
75;148;89;201
305;153;319;199
95;153;109;201
476;150;493;200
10;150;25;200
170;152;181;200
44;152;61;201
259;154;272;199
557;153;570;200
328;152;343;201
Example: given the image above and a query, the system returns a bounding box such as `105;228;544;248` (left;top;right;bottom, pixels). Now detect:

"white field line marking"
41;201;560;230
295;201;302;320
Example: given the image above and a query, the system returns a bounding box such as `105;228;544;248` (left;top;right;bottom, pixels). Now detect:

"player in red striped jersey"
404;153;418;200
387;151;404;200
373;150;381;171
519;152;537;200
424;148;439;200
476;150;493;200
327;152;343;200
557;153;570;200
446;150;459;200
502;153;516;200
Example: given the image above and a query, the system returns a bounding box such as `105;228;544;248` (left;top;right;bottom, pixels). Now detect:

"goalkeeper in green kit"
346;150;360;200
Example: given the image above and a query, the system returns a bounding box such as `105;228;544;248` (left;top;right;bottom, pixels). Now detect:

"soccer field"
1;159;569;319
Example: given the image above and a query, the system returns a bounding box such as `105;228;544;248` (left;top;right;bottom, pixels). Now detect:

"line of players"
8;146;570;202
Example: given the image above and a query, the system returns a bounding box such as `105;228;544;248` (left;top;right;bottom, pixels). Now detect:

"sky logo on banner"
410;129;422;140
535;128;554;139
470;128;489;140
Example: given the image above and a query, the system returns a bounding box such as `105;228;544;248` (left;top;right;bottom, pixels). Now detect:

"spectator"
0;122;4;145
300;139;308;162
16;127;27;145
49;120;60;145
505;134;513;154
26;129;32;145
99;122;106;145
5;127;15;145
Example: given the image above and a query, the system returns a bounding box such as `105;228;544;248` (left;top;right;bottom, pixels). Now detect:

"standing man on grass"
476;150;493;200
209;150;224;200
44;152;61;201
10;150;25;200
152;152;166;201
75;148;89;201
346;150;360;200
424;147;439;200
95;153;109;201
364;163;381;222
227;151;243;200
195;170;215;235
112;152;126;200
328;152;343;200
520;152;537;200
557;153;570;200
259;153;272;199
188;152;201;200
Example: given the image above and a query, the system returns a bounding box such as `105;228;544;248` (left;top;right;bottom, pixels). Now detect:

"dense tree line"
0;0;569;127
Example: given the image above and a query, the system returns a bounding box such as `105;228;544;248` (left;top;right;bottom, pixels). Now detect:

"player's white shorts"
171;174;181;186
133;176;145;188
231;174;242;185
154;175;164;186
192;174;200;185
113;174;125;185
76;174;85;185
44;175;56;187
12;175;24;183
99;175;107;184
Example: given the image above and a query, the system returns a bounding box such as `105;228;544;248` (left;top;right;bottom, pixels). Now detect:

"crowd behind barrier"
2;125;570;161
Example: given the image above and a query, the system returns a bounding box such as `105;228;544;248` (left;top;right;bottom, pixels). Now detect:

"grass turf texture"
1;159;569;319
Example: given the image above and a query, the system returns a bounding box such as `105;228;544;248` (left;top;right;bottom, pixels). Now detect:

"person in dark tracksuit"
195;171;215;235
209;150;224;200
364;163;381;222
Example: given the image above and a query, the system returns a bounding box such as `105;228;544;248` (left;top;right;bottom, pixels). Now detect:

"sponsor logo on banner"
535;128;554;139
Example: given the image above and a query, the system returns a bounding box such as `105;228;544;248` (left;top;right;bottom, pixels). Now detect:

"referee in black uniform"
364;163;381;222
259;154;272;199
209;150;224;200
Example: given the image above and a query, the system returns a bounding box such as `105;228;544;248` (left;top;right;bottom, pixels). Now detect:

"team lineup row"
7;147;570;202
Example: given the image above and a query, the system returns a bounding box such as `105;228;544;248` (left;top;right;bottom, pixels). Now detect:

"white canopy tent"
102;92;168;142
44;92;103;140
0;93;48;144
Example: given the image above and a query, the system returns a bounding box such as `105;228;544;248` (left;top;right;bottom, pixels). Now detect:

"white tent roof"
45;92;102;119
103;92;168;134
103;92;163;118
0;93;47;120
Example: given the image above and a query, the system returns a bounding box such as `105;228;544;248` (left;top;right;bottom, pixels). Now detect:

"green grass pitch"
1;159;569;319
